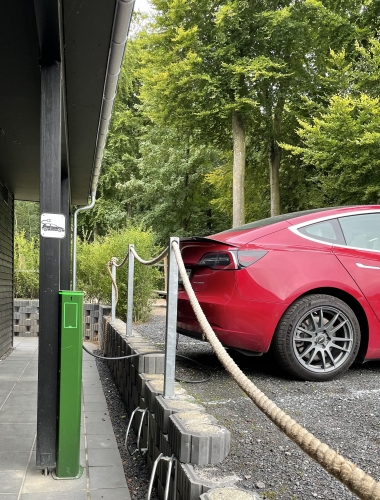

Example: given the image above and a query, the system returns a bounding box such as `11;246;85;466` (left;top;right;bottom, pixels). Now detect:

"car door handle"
356;262;380;270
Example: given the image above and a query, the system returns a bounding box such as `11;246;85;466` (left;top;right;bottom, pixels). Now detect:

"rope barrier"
106;247;169;312
130;246;169;266
172;240;380;500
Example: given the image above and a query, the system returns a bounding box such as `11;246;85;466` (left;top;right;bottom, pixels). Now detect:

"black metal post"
60;176;71;291
36;62;62;469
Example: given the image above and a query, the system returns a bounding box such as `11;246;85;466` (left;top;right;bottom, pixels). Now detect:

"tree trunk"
268;98;284;217
232;110;245;227
269;144;281;216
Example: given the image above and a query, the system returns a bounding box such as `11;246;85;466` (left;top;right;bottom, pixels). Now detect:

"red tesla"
177;206;380;381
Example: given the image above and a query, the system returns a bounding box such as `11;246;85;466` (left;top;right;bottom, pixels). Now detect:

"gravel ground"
133;313;380;500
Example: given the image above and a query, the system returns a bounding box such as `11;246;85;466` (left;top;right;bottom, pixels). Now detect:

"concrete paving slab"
20;492;87;500
5;394;37;405
0;470;25;493
86;434;119;450
0;412;37;423
0;435;35;452
0;338;131;500
0;423;36;437
0;452;30;470
84;411;110;423
83;402;108;412
88;448;123;467
84;420;114;435
91;488;131;500
0;403;37;413
89;465;127;490
22;465;88;493
83;394;108;403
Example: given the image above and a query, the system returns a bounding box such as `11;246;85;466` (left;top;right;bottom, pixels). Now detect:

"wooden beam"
36;62;61;469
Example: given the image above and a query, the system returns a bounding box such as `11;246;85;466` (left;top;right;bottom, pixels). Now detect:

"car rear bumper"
177;291;287;353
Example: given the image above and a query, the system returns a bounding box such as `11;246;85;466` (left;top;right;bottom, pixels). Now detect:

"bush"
76;227;160;322
14;232;39;299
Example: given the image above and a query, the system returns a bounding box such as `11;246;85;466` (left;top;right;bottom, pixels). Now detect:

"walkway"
0;337;131;500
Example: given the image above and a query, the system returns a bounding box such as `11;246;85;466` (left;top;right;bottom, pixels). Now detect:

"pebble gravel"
133;313;380;500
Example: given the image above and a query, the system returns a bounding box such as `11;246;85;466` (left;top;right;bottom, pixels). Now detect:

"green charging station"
56;291;84;479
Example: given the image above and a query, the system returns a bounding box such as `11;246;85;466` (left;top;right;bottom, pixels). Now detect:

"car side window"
298;219;345;244
338;213;380;250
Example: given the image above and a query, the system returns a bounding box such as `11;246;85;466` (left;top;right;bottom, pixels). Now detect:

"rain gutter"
72;0;135;290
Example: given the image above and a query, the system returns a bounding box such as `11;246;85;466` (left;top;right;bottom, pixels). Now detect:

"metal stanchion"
163;237;179;398
111;263;116;322
126;244;134;337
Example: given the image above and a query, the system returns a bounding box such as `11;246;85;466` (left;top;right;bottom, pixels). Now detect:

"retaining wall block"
145;379;187;414
136;373;164;399
148;411;159;445
131;347;165;374
155;395;205;435
169;412;230;465
176;463;237;500
200;487;262;500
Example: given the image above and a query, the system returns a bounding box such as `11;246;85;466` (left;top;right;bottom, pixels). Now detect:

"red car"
177;206;380;381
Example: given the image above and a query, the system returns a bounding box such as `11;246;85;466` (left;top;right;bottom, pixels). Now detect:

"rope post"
163;237;179;398
111;262;116;322
126;244;135;337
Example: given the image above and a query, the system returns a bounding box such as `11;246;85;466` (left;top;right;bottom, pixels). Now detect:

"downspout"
71;0;135;290
72;190;96;290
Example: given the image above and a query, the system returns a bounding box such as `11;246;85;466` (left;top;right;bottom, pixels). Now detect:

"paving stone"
88;448;123;467
0;435;35;452
0;451;30;470
22;464;87;493
90;488;131;500
86;434;118;450
89;465;127;490
20;491;87;500
0;470;25;493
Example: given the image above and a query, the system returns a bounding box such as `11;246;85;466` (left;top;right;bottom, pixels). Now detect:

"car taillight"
237;250;267;268
197;250;268;270
197;252;237;270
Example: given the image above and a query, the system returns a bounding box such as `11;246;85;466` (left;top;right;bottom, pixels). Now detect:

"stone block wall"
13;301;106;340
101;317;258;500
0;180;14;358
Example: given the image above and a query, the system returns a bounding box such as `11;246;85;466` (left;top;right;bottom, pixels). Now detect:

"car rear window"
298;219;345;245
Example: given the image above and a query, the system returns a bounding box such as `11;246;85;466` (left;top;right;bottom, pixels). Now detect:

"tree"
14;201;40;239
282;93;380;206
137;0;374;220
124;125;230;243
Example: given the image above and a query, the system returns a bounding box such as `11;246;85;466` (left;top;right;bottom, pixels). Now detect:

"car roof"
210;205;380;245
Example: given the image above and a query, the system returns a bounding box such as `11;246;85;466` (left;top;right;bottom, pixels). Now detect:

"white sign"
41;213;66;239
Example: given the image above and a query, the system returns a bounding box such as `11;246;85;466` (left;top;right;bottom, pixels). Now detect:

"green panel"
64;303;78;328
57;291;84;479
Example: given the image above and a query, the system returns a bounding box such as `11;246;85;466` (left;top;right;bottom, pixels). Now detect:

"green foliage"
14;232;39;299
76;227;159;322
74;2;380;245
125;126;230;243
282;94;380;206
15;201;40;239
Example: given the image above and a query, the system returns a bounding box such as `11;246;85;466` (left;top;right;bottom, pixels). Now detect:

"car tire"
273;294;361;381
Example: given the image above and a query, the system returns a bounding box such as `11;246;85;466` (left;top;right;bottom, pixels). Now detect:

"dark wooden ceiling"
0;0;117;204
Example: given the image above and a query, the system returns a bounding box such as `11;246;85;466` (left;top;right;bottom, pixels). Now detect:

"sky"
135;0;152;13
